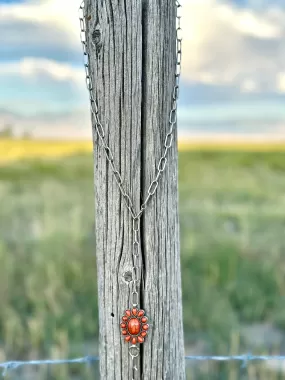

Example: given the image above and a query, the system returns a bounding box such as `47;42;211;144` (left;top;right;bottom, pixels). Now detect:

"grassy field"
0;141;285;379
1;137;285;164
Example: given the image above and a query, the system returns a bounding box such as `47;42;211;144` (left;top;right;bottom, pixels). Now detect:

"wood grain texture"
86;0;185;378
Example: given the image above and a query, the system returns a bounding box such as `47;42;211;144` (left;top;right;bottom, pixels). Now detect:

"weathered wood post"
82;0;185;378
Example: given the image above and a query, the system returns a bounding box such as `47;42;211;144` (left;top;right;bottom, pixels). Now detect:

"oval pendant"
121;308;149;344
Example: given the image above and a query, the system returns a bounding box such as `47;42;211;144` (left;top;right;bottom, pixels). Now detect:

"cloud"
0;58;84;84
181;0;285;93
2;0;285;98
0;0;79;34
178;99;285;124
0;57;88;116
278;72;285;92
2;106;285;141
0;0;285;137
0;108;92;140
0;0;82;62
231;0;285;11
0;0;90;116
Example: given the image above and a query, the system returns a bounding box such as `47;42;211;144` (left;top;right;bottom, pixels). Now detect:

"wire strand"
2;353;285;376
185;354;285;368
0;356;99;376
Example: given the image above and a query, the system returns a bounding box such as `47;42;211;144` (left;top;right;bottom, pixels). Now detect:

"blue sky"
0;0;284;139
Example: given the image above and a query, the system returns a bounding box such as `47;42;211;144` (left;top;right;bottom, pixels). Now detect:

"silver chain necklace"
79;1;182;377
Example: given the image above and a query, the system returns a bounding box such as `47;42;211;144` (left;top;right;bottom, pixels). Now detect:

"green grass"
0;151;285;379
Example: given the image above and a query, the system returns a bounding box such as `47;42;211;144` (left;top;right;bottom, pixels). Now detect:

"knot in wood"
92;26;102;54
123;271;133;283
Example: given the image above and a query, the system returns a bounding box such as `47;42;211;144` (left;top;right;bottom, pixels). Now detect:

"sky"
0;0;285;139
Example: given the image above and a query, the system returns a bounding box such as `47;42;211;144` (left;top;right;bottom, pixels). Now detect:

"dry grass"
178;139;285;152
1;138;285;165
0;139;93;164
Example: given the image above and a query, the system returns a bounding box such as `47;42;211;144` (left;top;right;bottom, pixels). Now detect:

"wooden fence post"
85;0;185;378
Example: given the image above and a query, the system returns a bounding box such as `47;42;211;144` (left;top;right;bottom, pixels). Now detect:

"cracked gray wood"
86;0;185;379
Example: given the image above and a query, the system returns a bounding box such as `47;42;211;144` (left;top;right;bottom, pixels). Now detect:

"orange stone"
128;318;141;335
121;308;148;344
138;310;144;317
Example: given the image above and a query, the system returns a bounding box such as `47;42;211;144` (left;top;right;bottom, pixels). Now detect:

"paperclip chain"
79;0;182;222
79;1;182;378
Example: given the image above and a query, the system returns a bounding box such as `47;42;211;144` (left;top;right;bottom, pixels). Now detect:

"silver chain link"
79;1;182;377
79;0;182;222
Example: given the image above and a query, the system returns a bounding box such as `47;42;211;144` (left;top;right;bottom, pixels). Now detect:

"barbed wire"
0;356;98;377
1;354;285;376
185;354;285;368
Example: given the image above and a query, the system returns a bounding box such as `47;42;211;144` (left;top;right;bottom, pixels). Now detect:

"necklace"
79;1;182;378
